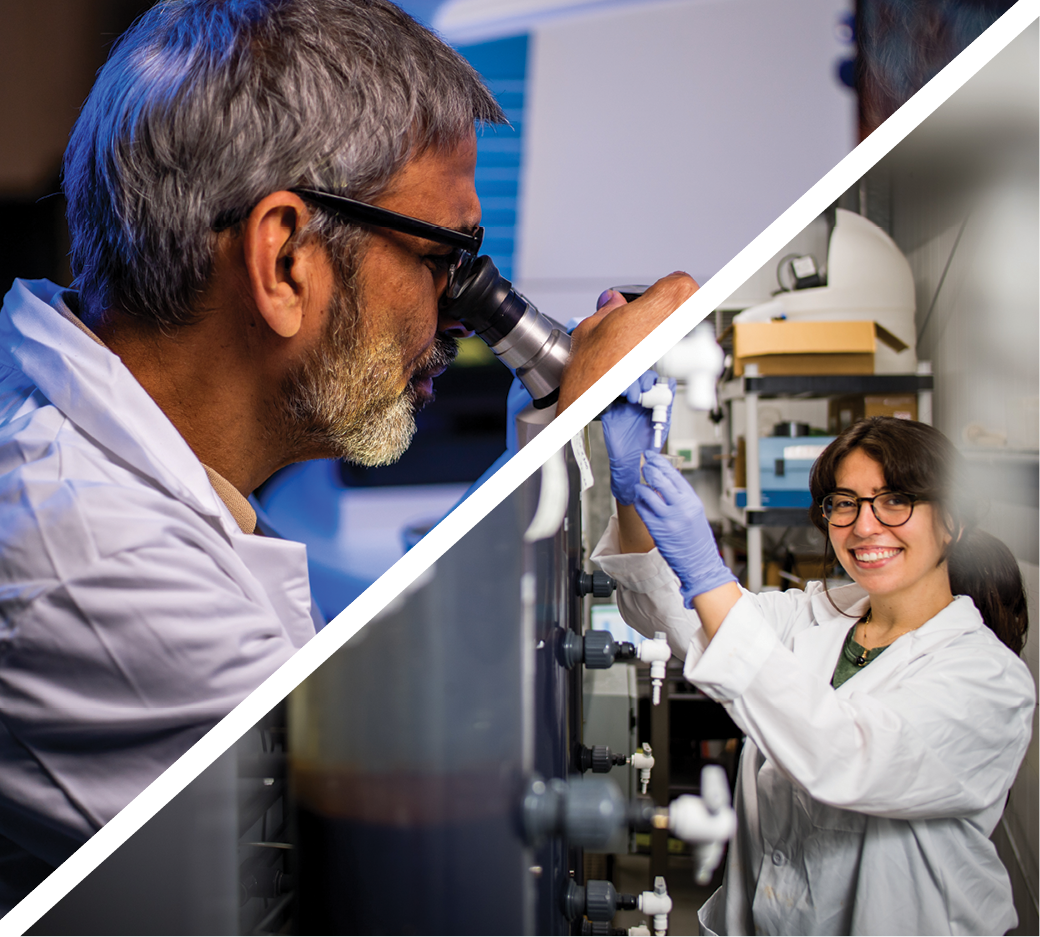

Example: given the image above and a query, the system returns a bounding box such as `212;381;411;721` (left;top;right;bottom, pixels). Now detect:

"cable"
775;253;802;292
916;213;970;345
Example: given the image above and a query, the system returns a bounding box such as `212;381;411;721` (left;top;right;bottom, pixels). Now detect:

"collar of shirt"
52;288;259;536
1;279;252;540
801;580;986;685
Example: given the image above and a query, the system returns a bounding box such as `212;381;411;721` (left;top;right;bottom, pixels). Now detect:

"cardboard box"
791;554;830;586
827;394;919;433
733;320;908;377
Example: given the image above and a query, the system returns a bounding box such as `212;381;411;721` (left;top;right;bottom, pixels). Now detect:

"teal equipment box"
736;435;837;508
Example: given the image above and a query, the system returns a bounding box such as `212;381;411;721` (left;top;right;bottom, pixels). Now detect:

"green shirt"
831;623;891;689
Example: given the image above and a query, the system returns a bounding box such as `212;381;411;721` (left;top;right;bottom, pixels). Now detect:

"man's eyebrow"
411;220;480;251
436;220;479;238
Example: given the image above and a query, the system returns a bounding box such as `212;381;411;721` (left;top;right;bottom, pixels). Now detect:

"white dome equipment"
733;209;917;374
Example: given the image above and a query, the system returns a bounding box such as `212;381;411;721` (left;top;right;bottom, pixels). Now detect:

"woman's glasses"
820;491;920;527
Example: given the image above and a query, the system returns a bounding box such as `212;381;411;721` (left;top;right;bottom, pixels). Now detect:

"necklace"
854;610;873;667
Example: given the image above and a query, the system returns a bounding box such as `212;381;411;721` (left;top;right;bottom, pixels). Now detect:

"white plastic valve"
629;743;654;795
637;632;671;705
699;761;730;812
639;378;674;449
637;876;672;936
667;766;737;885
657;322;725;411
668;794;736;845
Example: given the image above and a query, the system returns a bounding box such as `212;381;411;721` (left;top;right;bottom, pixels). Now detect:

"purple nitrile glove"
634;451;737;608
601;371;676;505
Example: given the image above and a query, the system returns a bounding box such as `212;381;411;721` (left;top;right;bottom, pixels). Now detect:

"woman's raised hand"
601;371;676;505
634;451;737;607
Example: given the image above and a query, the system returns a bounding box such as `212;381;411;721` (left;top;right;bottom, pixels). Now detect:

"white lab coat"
0;280;320;910
592;516;1035;936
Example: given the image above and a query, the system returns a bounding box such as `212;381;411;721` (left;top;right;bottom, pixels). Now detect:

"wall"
884;23;1039;934
517;0;857;325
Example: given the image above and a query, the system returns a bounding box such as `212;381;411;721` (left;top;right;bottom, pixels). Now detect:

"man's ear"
242;192;322;339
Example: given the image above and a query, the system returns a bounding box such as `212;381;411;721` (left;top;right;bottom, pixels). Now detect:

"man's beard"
279;280;458;467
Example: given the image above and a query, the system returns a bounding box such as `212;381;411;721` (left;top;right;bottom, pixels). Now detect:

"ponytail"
948;528;1028;655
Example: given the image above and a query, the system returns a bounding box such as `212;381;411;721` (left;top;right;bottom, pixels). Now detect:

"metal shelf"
720;492;814;528
720;372;934;401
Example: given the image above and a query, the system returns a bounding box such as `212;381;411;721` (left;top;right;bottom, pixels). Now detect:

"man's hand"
556;271;697;413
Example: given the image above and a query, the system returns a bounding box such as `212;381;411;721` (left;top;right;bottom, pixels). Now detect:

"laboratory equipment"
445;254;572;407
733;209;917;374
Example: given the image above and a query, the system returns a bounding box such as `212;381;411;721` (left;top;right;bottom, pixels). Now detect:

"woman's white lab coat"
592;517;1035;936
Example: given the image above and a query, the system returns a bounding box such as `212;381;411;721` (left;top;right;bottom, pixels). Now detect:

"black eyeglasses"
820;491;921;528
291;188;483;294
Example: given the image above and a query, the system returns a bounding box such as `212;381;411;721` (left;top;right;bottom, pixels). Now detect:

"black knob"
626;795;658;833
577;744;627;774
576;570;616;597
564;879;638;926
617;891;638;911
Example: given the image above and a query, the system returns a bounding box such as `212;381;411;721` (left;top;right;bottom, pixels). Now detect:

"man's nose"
437;298;474;339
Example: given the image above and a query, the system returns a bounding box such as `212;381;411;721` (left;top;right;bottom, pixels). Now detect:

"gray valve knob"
576;570;616;597
583;631;619;669
561;879;638;922
577;744;627;774
560;630;637;670
522;775;628;849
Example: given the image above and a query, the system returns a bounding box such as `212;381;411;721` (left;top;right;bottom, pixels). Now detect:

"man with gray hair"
0;0;694;909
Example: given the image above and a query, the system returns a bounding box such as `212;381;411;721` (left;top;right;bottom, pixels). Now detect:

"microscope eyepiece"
444;255;571;408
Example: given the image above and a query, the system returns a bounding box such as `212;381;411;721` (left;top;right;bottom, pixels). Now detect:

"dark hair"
808;417;1028;655
63;0;505;331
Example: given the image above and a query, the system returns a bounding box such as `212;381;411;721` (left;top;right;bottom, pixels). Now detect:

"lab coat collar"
0;279;233;536
808;579;986;641
790;582;869;679
799;580;986;688
809;581;871;626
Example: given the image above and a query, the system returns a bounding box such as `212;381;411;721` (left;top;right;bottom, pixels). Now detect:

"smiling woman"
593;412;1034;935
809;417;1028;655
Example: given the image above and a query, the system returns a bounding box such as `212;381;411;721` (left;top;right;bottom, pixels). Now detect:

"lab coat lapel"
2;280;231;529
229;534;316;646
793;583;870;678
792;622;848;678
825;594;983;693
